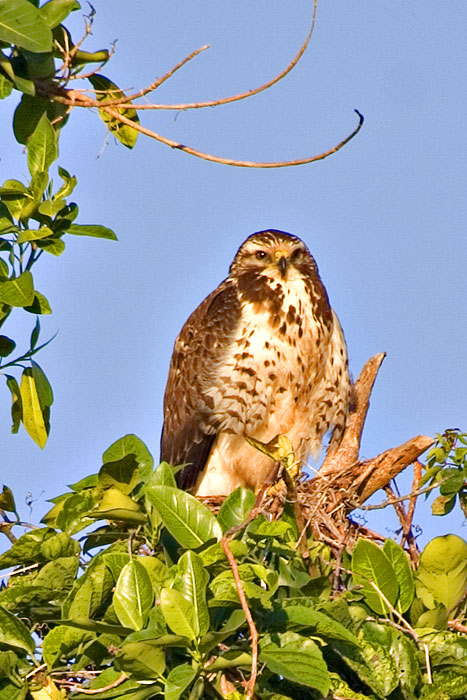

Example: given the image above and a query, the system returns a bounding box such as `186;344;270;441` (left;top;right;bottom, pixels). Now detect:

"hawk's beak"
276;254;288;279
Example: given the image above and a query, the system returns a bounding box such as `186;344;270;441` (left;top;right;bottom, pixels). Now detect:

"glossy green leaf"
88;74;139;149
175;551;209;637
98;454;140;495
0;486;15;513
0;0;53;52
115;640;165;679
54;166;77;199
39;0;80;29
149;461;177;488
13;86;47;145
31;361;53;407
382;538;414;613
0;604;35;656
113;560;154;631
27;113;58;177
42;624;91;668
217;487;255;532
24;291;52;315
19;367;48;447
0;179;29;219
16;226;54;243
0;335;15;357
165;665;197;700
36;238;65;256
160;587;196;640
103;434;153;472
279;604;359;645
146;485;222;548
91;487;146;524
64;559;114;620
66;224;117;240
0;527;55;569
352;538;399;614
416;534;467;610
0;271;34;307
0;72;12;99
260;633;330;695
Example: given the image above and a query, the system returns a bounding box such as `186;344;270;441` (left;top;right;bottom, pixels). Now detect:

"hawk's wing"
160;278;241;490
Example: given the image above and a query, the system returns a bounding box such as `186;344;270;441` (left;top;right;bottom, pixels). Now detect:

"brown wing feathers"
160;279;241;489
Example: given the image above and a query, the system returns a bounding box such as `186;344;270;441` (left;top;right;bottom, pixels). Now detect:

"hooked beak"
276;255;288;279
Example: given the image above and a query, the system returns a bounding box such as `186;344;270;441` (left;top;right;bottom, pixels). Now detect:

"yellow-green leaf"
19;368;48;448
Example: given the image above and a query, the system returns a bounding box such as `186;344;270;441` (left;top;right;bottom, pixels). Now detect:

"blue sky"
1;1;466;546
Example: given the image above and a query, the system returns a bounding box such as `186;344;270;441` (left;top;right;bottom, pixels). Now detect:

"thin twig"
118;0;318;112
103;104;364;168
357;479;446;510
221;536;258;699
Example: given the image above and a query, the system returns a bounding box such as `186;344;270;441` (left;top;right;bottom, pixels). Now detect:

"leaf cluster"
0;0;121;446
0;435;466;699
421;430;467;517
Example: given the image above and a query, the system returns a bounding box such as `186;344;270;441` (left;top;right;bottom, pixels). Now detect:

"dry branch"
35;1;365;168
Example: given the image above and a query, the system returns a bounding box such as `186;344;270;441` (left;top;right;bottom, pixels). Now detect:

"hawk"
161;229;352;496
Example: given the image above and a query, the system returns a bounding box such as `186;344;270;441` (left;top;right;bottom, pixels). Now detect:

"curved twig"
101;104;364;168
117;0;318;112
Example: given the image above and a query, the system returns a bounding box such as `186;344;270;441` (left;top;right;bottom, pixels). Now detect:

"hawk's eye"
255;250;268;261
291;248;303;261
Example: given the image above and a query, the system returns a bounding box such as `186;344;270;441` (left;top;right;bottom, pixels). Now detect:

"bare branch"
101;104;364;168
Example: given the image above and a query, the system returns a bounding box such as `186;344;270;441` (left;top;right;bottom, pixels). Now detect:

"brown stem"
221;537;258;699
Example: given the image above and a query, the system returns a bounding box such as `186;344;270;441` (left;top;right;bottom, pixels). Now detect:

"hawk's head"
230;229;318;282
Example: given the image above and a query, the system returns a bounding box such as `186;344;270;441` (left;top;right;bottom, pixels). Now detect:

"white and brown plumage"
161;229;352;496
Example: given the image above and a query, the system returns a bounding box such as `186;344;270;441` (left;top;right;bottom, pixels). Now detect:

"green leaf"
102;434;153;482
0;486;15;513
54;166;77;199
30;361;53;408
159;587;196;640
98;455;140;495
115;640;165;680
0;179;29;220
0;0;53;52
416;534;467;610
24;291;52;315
0;271;34;307
39;0;80;29
42;624;91;668
165;665;197;700
260;633;330;695
352;538;399;614
30;317;40;349
113;560;154;631
0;72;13;99
0;335;15;357
88;74;139;149
382;538;414;613
217;487;255;532
27;113;58;177
36;238;65;256
66;224;117;240
19;367;48;447
175;551;210;637
16;226;54;243
64;558;114;620
91;487;146;524
279;604;359;645
0;604;35;656
148;462;177;488
146;485;222;548
13;81;47;131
